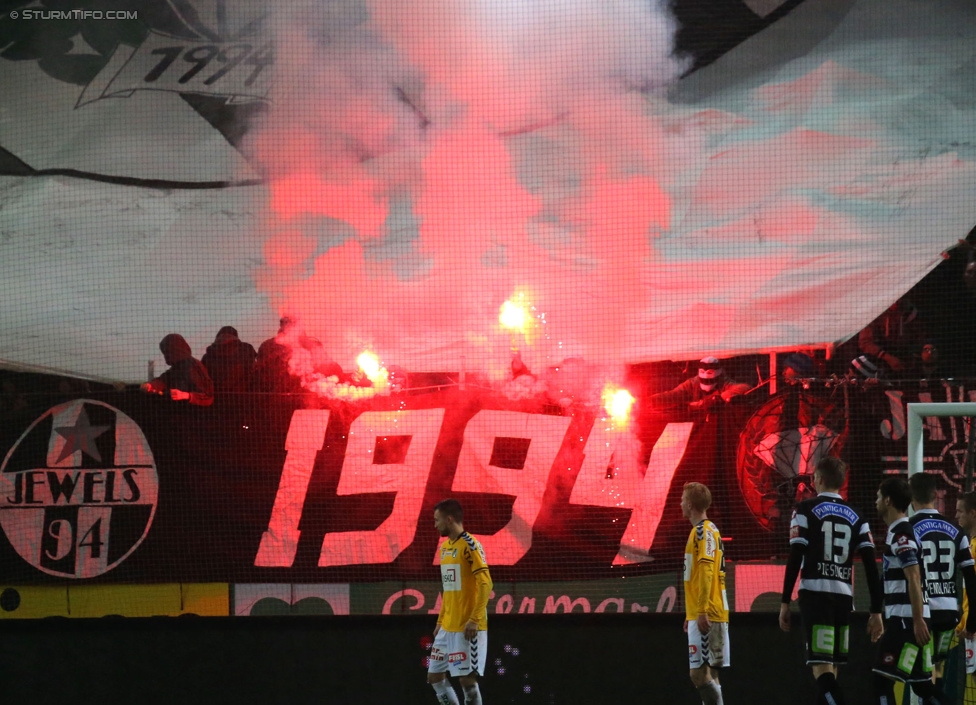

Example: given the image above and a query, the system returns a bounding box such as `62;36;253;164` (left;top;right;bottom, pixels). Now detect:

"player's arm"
464;568;492;640
960;563;976;636
780;507;809;632
694;552;715;631
858;544;884;641
779;542;804;632
469;568;493;621
903;562;930;645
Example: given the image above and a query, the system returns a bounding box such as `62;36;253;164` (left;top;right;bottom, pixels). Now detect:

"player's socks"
874;674;896;705
462;682;483;705
697;681;724;705
431;679;460;705
815;672;846;705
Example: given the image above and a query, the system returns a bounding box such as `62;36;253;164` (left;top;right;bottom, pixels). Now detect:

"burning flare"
499;296;529;333
357;350;390;386
602;385;635;427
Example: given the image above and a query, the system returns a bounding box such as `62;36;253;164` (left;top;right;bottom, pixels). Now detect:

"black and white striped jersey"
882;517;930;620
910;508;974;623
789;492;873;597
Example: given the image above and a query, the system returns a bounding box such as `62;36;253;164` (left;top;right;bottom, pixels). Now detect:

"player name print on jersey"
0;399;158;578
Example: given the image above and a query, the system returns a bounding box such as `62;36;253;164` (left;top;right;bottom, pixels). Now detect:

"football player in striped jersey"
780;457;883;705
873;477;944;705
909;473;976;697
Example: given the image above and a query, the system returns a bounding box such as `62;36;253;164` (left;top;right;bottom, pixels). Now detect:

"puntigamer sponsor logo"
0;400;158;578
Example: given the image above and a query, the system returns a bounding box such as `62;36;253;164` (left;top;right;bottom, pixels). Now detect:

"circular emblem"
0;399;158;578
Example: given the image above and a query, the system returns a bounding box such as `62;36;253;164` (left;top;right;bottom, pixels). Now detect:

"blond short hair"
683;482;712;512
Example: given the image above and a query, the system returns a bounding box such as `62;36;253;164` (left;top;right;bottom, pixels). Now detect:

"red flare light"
602;385;635;426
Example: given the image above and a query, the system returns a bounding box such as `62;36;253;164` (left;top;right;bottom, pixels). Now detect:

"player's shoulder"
459;531;480;549
460;531;488;557
702;519;722;539
794;495;818;513
888;518;916;543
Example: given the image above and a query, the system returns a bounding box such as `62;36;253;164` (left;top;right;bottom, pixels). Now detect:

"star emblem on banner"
54;407;110;464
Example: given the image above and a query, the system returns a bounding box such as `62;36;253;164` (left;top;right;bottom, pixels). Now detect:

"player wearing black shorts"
909;473;976;695
780;457;883;705
874;477;946;705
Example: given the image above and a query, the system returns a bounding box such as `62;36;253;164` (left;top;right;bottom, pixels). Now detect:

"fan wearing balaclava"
647;357;751;412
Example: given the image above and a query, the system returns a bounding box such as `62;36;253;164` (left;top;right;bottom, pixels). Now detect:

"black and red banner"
0;378;972;585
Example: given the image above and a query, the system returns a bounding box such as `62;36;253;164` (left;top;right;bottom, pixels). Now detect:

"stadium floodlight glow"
906;402;976;478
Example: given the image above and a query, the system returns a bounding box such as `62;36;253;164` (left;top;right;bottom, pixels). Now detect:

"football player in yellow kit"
954;492;976;683
428;499;493;705
682;482;729;705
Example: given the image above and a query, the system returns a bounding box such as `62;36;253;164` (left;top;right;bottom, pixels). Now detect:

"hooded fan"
736;389;847;531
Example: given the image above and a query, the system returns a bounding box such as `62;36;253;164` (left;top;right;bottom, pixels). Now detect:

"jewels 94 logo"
0;399;158;578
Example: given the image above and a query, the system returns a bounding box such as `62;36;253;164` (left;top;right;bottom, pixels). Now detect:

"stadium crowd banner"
0;379;971;597
0;388;728;585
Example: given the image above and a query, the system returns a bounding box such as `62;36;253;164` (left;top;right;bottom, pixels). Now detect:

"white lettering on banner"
569;422;693;564
881;388;954;442
257;409;692;568
440;411;572;566
881;390;906;440
0;400;158;579
656;586;677;612
255;410;331;567
319;409;444;566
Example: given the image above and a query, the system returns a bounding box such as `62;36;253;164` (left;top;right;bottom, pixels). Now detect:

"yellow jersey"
684;519;729;623
958;535;976;631
437;531;492;632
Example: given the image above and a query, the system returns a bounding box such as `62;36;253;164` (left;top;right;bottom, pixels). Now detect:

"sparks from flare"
602;385;635;427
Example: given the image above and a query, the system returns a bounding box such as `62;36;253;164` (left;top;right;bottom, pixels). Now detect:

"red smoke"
250;0;682;380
